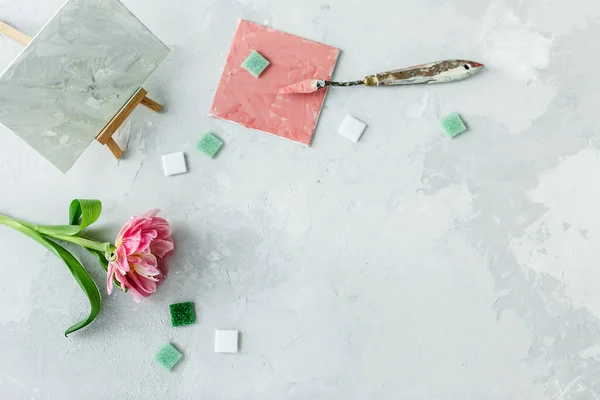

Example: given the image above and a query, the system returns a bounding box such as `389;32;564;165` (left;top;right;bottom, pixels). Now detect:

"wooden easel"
0;21;163;159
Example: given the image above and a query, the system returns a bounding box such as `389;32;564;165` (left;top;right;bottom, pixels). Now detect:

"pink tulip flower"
107;209;174;302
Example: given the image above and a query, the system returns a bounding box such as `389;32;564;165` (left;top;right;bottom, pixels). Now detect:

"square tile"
441;113;467;137
155;343;183;371
214;330;239;353
169;302;196;327
0;0;169;172
210;20;340;146
241;50;270;77
197;133;223;158
162;152;187;176
338;115;367;142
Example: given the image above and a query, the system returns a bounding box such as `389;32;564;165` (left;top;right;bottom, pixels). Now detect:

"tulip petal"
129;271;157;295
151;238;175;258
106;263;115;295
135;229;158;253
156;258;169;283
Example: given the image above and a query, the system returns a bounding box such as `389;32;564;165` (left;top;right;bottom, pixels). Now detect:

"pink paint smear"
278;79;320;94
210;20;340;146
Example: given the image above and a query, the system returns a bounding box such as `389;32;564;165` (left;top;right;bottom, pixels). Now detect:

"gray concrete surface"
1;0;600;398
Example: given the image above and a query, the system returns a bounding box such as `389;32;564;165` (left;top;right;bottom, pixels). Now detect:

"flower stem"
0;213;111;255
0;213;29;233
51;234;109;252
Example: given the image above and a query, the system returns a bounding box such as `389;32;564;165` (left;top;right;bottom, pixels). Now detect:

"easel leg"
105;137;124;159
0;21;32;45
140;96;163;112
96;88;149;160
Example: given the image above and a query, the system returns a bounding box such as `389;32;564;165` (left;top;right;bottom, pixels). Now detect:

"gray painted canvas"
0;0;169;172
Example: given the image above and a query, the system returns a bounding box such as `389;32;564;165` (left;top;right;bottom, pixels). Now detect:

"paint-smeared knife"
279;59;484;94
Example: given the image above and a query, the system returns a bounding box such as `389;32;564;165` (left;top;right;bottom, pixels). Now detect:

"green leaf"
88;249;109;273
69;199;102;229
31;199;103;237
51;242;102;336
0;218;101;336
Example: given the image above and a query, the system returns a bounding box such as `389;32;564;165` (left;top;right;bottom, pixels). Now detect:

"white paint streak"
405;91;430;119
581;344;600;360
511;149;600;318
444;74;557;133
479;1;553;82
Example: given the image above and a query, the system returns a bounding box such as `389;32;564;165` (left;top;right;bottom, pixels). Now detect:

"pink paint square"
210;20;340;146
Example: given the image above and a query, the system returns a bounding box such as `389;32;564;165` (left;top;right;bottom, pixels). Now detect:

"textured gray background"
1;0;600;399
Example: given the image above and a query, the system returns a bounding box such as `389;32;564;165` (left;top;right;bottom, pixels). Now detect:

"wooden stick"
0;21;32;46
96;88;148;145
140;96;163;112
105;137;124;159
